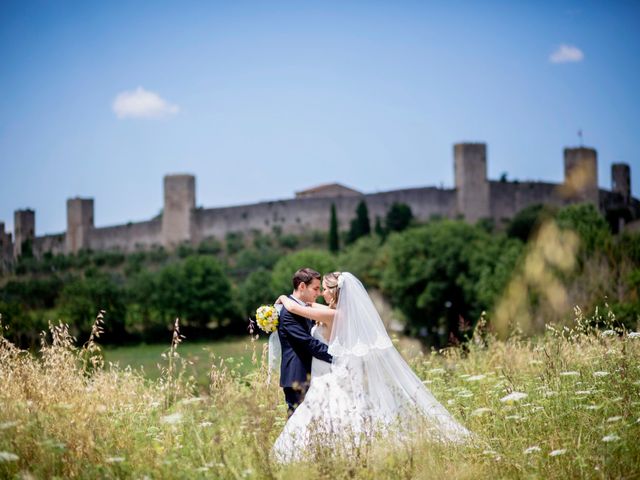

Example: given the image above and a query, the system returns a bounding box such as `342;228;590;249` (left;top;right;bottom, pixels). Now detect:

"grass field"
103;337;266;389
1;310;639;479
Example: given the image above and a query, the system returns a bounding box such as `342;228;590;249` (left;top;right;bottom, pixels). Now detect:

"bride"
271;272;471;463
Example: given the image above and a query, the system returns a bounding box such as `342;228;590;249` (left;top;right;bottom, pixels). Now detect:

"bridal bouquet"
255;305;279;333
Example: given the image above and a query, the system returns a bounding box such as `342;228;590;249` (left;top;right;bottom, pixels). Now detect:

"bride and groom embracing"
270;267;472;463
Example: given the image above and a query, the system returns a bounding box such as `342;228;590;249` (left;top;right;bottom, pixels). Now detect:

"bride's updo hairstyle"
322;271;342;308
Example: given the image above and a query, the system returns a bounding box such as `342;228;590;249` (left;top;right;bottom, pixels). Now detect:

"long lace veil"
327;272;471;443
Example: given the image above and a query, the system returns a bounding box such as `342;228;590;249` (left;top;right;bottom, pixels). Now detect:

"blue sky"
1;0;639;235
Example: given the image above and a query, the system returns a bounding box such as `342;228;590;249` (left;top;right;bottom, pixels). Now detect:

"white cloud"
549;44;584;64
112;87;179;119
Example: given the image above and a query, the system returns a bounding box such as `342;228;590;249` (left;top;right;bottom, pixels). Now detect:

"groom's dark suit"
278;295;332;415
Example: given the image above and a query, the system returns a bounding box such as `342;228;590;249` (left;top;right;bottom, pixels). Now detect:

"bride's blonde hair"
323;272;342;309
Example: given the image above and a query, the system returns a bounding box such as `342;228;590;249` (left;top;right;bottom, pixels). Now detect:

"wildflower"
0;451;19;462
601;330;616;337
549;449;567;457
575;390;593;395
471;407;492;417
584;405;602;410
429;368;446;375
199;421;213;428
161;412;183;425
593;371;609;377
602;434;620;442
105;456;125;463
466;374;486;382
505;415;524;421
560;371;580;377
606;416;623;423
500;392;528;403
524;446;541;454
628;332;640;339
457;390;474;398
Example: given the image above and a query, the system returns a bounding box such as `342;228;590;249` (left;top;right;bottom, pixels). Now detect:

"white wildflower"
602;434;620;442
457;390;474;398
549;449;567;457
524;446;541;454
584;405;602;410
466;374;486;382
601;330;616;337
500;392;528;403
0;451;19;462
628;332;640;338
471;407;492;417
429;368;446;375
505;415;524;421
199;421;213;428
105;456;125;463
606;416;623;423
560;371;580;377
575;390;593;395
161;412;183;425
593;371;609;377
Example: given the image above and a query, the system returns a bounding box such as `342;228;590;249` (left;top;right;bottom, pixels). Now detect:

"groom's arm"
280;308;333;363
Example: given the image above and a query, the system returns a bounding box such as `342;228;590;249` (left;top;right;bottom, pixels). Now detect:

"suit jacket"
277;295;332;387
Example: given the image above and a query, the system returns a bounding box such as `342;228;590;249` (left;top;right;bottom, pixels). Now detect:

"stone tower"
611;163;631;204
13;209;35;258
66;197;94;254
563;147;598;205
162;174;195;248
454;143;489;223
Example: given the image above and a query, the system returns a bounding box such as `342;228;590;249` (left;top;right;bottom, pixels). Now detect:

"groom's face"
299;278;321;304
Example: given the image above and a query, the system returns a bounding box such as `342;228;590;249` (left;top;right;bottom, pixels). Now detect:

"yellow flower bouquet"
255;305;279;333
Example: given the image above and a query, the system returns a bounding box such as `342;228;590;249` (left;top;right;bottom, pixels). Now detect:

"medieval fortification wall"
1;143;637;267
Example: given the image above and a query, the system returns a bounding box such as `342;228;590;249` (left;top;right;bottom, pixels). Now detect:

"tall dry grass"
1;304;639;479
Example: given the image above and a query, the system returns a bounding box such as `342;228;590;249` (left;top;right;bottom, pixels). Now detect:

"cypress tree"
386;202;413;232
347;200;371;244
328;203;340;253
374;216;385;238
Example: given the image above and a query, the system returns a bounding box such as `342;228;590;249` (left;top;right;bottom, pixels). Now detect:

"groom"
277;267;333;416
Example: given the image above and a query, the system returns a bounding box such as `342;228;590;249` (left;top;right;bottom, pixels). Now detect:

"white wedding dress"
272;273;472;463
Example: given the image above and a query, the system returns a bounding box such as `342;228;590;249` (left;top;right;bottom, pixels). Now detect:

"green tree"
155;256;236;332
237;268;277;318
382;220;512;346
385;203;413;233
59;271;127;342
347;200;371;244
270;249;338;295
507;204;556;242
556;203;611;255
374;216;385;238
339;235;386;288
329;203;340;253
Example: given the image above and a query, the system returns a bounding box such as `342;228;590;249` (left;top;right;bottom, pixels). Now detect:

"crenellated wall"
1;142;637;263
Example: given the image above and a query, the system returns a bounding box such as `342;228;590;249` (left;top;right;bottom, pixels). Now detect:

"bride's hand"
275;295;287;305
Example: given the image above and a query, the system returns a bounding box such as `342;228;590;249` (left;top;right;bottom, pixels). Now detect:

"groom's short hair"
292;268;321;290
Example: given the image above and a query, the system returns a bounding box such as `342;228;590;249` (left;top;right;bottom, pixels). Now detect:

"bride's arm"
277;296;335;327
310;302;332;310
